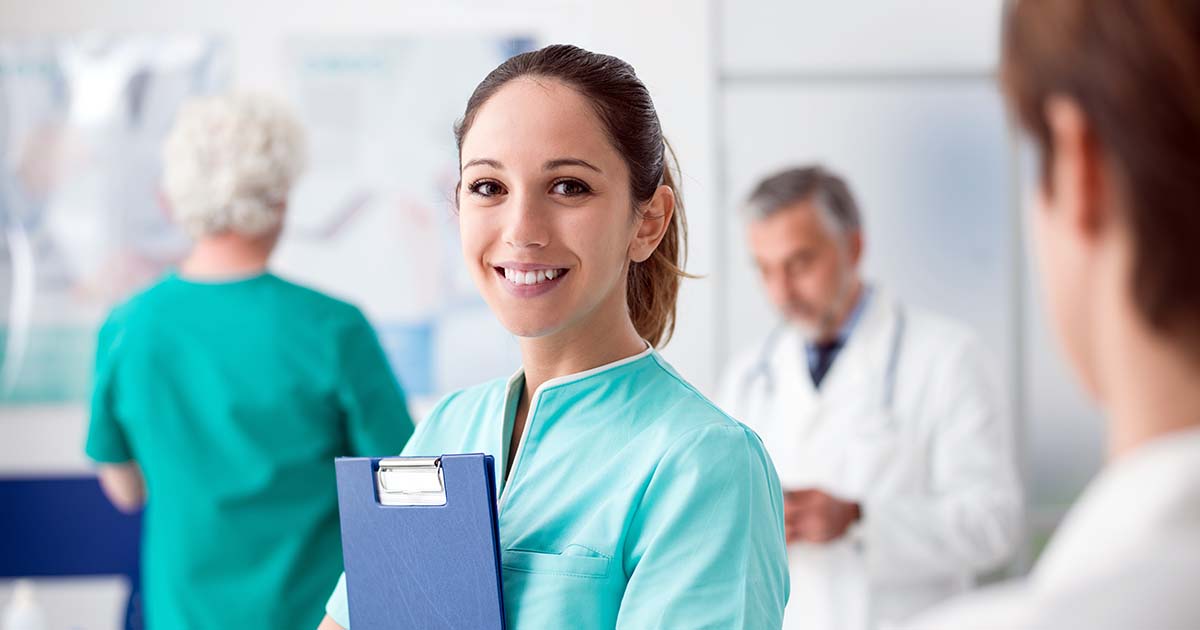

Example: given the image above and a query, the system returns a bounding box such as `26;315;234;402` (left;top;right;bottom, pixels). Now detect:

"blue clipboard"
335;454;506;629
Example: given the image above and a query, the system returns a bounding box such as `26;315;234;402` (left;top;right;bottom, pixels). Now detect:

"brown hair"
454;44;690;347
1001;0;1200;344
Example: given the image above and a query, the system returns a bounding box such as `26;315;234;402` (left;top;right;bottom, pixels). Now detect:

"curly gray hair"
162;93;306;238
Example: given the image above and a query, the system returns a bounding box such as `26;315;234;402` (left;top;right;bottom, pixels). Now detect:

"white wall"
0;0;717;625
0;0;1108;624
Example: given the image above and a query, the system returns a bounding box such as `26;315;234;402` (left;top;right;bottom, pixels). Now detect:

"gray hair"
162;93;306;239
742;165;861;234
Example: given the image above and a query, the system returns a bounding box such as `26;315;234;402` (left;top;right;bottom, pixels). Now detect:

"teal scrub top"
326;346;789;628
86;272;415;629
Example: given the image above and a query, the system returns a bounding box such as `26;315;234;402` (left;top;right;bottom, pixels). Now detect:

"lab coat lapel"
819;290;894;410
761;326;819;486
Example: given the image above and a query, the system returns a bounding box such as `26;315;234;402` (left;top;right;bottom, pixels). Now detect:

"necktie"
810;339;842;388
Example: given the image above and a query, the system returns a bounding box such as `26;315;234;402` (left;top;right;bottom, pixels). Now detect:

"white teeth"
501;267;564;285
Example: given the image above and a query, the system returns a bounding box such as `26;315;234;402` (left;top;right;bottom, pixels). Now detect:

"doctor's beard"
785;277;860;343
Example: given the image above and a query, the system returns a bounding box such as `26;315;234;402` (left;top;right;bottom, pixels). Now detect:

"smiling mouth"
494;266;570;286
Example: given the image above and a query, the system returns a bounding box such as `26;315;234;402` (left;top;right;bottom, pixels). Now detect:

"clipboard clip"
376;457;447;506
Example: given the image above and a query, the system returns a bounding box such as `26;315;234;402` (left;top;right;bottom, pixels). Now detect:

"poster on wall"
276;35;535;413
0;35;229;405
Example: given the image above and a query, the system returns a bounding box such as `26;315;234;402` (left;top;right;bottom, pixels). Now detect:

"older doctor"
907;1;1200;628
718;165;1022;630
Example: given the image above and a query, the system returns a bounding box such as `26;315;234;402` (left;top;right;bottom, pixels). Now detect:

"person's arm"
85;314;144;512
857;338;1023;580
616;424;790;629
316;614;345;630
336;308;415;456
97;462;146;513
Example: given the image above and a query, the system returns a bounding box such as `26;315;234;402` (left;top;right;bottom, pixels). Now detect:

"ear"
1045;95;1109;241
629;184;676;263
846;229;864;267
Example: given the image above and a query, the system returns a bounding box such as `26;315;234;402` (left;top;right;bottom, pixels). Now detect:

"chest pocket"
500;546;619;630
502;546;610;578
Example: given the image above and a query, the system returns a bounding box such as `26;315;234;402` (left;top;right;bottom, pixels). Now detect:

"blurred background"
0;0;1103;627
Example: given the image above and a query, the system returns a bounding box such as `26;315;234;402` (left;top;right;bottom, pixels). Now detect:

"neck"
179;233;273;280
517;287;647;397
1097;299;1200;460
816;278;863;344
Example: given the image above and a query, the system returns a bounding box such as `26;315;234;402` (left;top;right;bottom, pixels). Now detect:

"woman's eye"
469;180;505;197
551;179;592;196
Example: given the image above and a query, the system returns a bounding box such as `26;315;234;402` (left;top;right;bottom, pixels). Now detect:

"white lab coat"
718;289;1022;630
903;426;1200;630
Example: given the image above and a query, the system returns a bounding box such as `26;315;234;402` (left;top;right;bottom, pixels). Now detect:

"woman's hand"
317;614;346;630
97;462;147;513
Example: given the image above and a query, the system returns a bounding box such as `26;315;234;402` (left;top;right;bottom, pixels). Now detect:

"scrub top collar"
497;340;655;491
502;340;655;401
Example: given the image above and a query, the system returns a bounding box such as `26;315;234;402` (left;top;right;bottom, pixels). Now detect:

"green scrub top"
85;271;415;629
326;346;789;628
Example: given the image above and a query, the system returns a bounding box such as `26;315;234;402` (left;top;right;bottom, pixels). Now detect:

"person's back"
89;272;413;627
905;1;1200;628
85;93;415;628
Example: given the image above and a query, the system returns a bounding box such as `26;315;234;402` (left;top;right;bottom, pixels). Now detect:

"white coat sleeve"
715;351;757;429
858;335;1023;581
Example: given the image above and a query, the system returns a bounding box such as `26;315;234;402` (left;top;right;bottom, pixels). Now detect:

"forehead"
748;201;839;253
460;78;621;170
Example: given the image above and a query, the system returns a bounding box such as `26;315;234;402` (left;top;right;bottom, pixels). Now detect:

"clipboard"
335;454;506;629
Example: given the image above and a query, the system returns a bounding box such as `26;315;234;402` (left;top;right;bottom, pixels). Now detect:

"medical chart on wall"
0;35;228;405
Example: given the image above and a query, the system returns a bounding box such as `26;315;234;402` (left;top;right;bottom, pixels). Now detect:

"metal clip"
376;457;446;506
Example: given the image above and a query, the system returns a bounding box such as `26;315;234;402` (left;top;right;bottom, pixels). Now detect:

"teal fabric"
86;271;414;629
327;348;789;628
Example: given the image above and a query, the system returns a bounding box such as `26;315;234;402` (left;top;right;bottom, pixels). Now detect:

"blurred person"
319;44;789;630
718;166;1022;630
86;93;415;628
907;1;1200;628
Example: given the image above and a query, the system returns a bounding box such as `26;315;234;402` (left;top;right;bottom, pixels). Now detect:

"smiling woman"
317;44;790;630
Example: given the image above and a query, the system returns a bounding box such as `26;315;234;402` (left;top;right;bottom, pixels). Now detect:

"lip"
492;261;565;272
491;264;570;298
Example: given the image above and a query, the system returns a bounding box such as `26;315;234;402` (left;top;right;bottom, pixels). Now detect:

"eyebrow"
544;158;602;174
460;157;603;174
462;158;502;171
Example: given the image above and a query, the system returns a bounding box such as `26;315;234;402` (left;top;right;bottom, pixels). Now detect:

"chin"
494;311;569;339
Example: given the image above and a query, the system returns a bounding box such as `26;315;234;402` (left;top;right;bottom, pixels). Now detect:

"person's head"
1002;0;1200;398
162;93;306;250
742;165;864;341
453;44;686;347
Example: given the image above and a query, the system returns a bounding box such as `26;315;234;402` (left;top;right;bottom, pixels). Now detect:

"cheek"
457;211;493;275
1032;193;1093;382
574;203;635;272
1032;192;1070;312
810;255;843;297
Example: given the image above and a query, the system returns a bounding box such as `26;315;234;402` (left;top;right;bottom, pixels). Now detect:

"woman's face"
457;78;644;340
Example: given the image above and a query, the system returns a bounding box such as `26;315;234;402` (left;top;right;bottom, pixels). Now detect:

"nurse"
86;94;415;628
907;1;1200;628
319;44;790;629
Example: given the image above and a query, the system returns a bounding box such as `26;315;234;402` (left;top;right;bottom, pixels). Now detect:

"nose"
764;269;796;309
504;192;550;249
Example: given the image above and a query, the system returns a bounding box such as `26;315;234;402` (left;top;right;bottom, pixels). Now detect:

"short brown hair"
1001;0;1200;343
455;44;689;347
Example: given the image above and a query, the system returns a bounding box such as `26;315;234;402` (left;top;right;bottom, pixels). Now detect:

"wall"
0;0;1106;625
